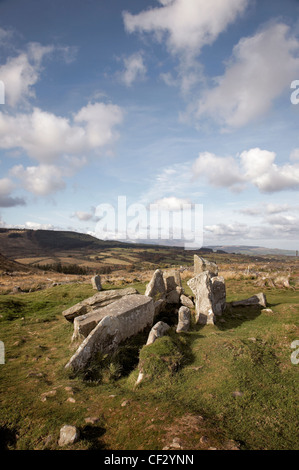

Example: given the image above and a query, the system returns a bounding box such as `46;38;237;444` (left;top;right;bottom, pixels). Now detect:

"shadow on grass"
0;426;17;450
215;304;263;331
80;425;106;450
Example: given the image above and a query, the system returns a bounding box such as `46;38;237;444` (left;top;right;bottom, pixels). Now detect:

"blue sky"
0;0;299;249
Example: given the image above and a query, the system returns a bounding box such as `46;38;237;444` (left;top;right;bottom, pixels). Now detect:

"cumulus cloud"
123;0;248;93
123;0;248;57
120;52;147;86
193;147;299;193
0;177;25;207
11;164;66;196
192;151;245;191
196;23;299;128
0;42;54;107
0;102;124;163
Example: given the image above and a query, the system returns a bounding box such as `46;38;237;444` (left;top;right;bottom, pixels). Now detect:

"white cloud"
0;102;124;163
153;196;192;210
11;164;66;196
196;23;299;128
0;42;54;107
123;0;248;93
120;52;147;86
123;0;248;57
24;221;55;230
193;147;299;193
73;211;93;221
0;177;25;207
192;151;245;191
240;148;299;193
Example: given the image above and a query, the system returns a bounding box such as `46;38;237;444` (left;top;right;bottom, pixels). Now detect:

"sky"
0;0;299;250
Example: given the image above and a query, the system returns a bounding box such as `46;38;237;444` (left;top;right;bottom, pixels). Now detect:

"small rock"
84;417;100;425
66;397;76;403
232;391;243;398
121;400;129;407
223;439;240;450
200;436;209;445
41;390;56;401
58;425;80;447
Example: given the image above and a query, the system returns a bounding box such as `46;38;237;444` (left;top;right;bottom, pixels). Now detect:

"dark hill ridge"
0;252;35;272
0;228;213;265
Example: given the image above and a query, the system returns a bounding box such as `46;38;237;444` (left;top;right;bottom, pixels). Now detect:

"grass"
0;276;298;450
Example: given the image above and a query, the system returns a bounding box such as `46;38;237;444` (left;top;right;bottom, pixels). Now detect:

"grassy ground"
0;278;298;450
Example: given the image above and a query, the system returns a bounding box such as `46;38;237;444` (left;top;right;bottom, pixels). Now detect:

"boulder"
230;292;266;308
62;287;139;321
146;321;170;346
58;425;80;447
91;275;102;291
176;306;191;333
166;286;183;304
65;295;155;372
145;269;166;301
180;294;194;309
194;255;218;277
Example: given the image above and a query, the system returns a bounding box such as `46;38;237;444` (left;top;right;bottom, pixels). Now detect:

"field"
0;255;298;451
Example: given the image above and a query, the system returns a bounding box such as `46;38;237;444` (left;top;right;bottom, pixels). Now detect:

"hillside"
208;245;297;256
0;252;36;273
0;228;212;272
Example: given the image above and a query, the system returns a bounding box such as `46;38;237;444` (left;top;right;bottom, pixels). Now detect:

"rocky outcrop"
65;294;155;372
62;287;139;321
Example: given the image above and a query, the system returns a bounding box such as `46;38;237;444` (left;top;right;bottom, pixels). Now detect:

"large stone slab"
194;255;218;277
65;294;155;372
230;293;266;308
62;287;139;321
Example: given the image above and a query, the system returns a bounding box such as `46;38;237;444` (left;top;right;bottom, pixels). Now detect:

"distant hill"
0;252;36;273
207;245;297;256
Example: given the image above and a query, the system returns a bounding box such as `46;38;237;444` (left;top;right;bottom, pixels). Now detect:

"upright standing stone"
187;272;215;325
145;269;166;301
91;275;102;291
211;276;226;316
176;306;191;333
194;255;218;277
